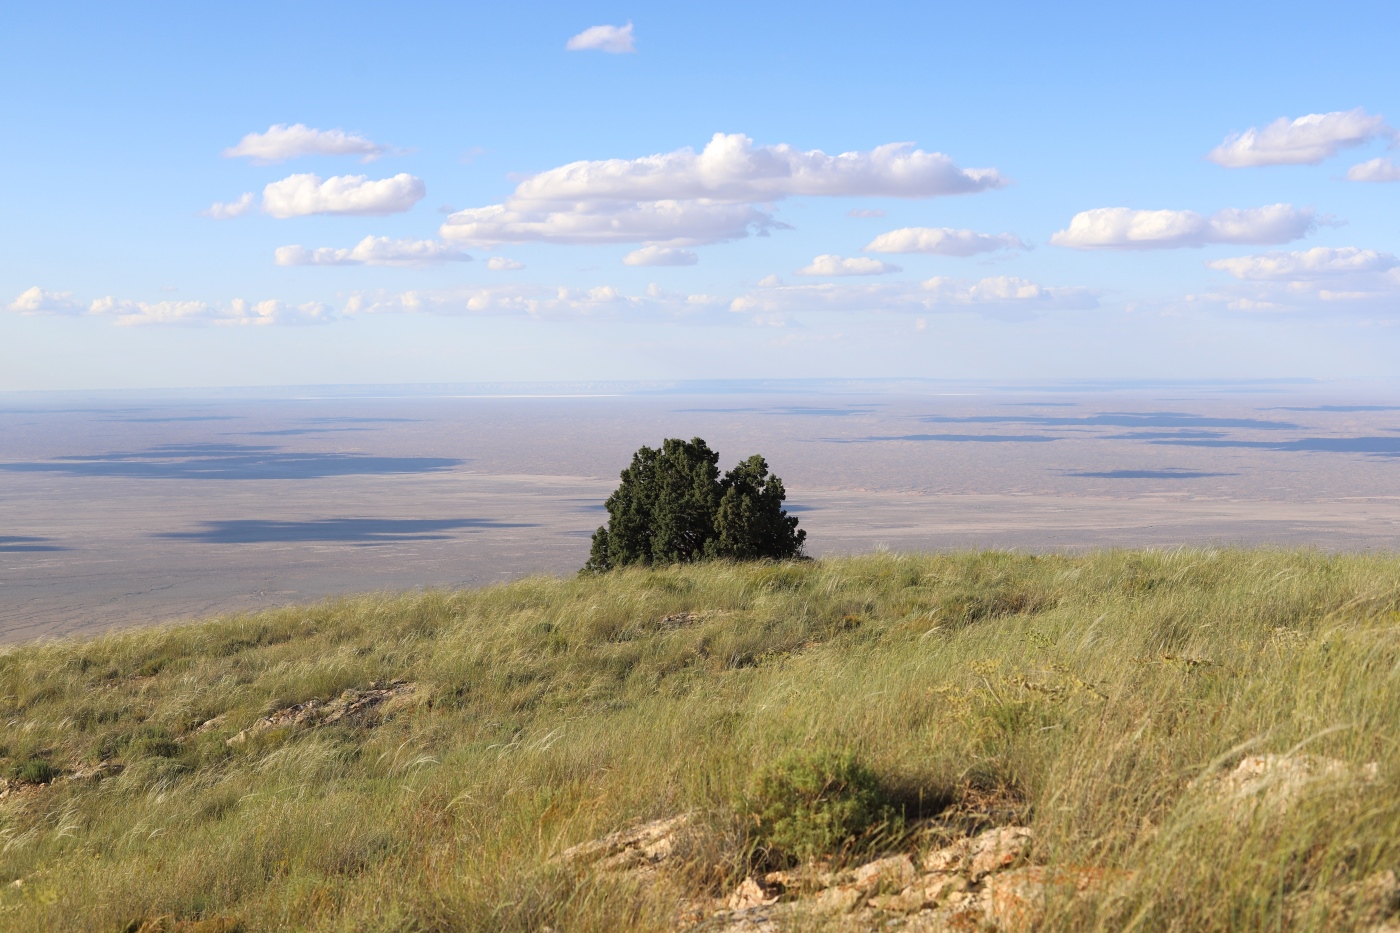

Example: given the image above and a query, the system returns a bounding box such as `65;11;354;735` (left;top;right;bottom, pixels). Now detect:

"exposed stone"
727;877;779;911
559;812;695;875
813;884;865;915
226;681;416;745
850;853;918;892
986;865;1135;932
1194;754;1379;813
966;827;1034;879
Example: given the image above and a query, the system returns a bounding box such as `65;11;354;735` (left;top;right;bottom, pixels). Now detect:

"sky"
3;0;1399;391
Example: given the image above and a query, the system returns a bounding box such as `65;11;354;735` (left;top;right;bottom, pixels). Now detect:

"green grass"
2;548;1399;931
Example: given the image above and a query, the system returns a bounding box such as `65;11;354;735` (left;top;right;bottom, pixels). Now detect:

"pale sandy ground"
3;382;1399;642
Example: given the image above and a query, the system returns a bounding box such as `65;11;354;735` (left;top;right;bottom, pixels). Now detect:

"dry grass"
1;548;1399;931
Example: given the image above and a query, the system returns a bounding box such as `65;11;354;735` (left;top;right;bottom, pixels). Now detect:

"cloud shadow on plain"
921;412;1299;431
0;443;466;480
843;434;1061;443
1064;469;1237;479
157;517;534;545
1151;437;1400;456
0;535;70;552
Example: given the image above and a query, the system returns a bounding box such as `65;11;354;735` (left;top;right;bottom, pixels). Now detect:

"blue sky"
3;0;1399;390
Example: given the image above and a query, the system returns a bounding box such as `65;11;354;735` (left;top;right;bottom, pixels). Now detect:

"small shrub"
12;758;57;784
746;749;894;864
129;725;179;759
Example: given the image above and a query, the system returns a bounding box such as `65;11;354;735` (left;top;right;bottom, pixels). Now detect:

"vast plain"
3;379;1400;641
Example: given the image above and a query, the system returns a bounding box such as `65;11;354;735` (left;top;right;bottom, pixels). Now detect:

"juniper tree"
584;438;806;572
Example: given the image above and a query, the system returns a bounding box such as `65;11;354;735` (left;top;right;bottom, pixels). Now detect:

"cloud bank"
274;237;469;267
623;246;699;266
1347;157;1400;183
203;193;255;220
262;173;425;217
224;124;392;164
7;287;81;314
440;133;1005;247
796;255;901;276
1207;109;1389;167
864;226;1026;256
731;275;1096;315
1050;204;1315;250
1192;246;1400;315
1206;247;1397;281
87;296;336;326
566;23;635;53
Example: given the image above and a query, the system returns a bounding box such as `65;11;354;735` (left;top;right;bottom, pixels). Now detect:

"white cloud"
729;275;1096;315
566;22;636;53
486;256;525;271
623;246;698;266
7;286;81;314
274;237;469;267
88;296;336;326
511;133;1005;204
847;208;886;218
1347;156;1400;183
223;124;391;164
1050;204;1316;250
341;283;726;321
1206;109;1390;167
796;255;901;276
203;192;255;220
1189;245;1400;315
1206;247;1398;281
442;199;777;247
864;226;1027;256
262;173;425;218
440;133;1003;248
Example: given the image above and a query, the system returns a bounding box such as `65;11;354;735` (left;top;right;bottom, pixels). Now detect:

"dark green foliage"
745;749;892;863
11;758;57;784
584;439;806;572
707;455;806;562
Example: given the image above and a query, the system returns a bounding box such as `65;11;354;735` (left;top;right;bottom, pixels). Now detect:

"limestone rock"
226;681;416;745
558;812;694;875
986;865;1135;932
1195;754;1379;813
727;877;780;911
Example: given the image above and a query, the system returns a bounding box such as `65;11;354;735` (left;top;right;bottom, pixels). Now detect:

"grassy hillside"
2;549;1399;931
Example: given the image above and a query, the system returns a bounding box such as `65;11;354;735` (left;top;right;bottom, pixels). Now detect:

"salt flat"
3;380;1399;641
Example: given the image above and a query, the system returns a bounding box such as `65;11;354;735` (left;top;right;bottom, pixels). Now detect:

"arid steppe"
3;380;1399;641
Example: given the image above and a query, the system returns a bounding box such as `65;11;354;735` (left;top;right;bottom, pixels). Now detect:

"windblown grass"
1;549;1399;931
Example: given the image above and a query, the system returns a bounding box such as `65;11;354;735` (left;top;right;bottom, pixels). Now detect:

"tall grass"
1;549;1398;931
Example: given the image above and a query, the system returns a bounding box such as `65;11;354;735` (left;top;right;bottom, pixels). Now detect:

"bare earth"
3;380;1399;641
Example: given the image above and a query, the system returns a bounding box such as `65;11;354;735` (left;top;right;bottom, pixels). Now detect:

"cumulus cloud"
274;237;469;267
1207;109;1390;167
864;226;1027;256
566;22;635;53
7;286;82;314
1190;245;1400;315
730;275;1096;315
796;255;901;276
203;193;255;220
440;133;1002;248
623;246;698;266
88;296;336;326
510;133;1004;204
261;173;425;218
1050;204;1316;250
443;199;777;247
224;124;391;164
342;283;727;321
486;257;525;271
1347;156;1400;183
1206;247;1398;281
